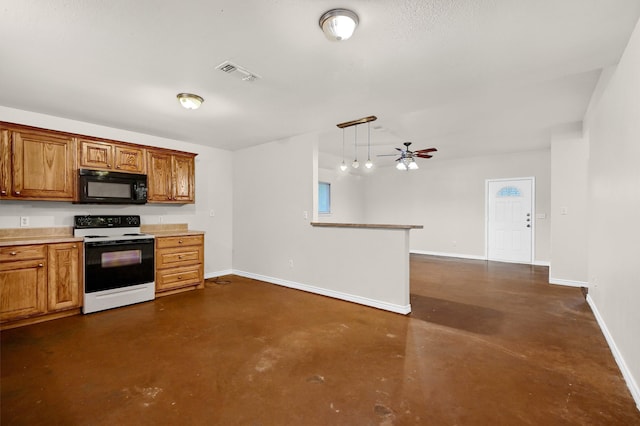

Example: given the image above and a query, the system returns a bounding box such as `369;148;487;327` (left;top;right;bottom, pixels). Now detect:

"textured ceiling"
1;1;639;162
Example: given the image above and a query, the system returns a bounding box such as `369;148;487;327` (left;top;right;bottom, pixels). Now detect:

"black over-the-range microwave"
77;169;148;204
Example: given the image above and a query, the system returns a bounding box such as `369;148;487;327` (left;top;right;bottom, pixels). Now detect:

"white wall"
0;107;233;276
549;131;589;285
584;18;640;406
317;167;365;223
232;134;412;313
362;150;551;263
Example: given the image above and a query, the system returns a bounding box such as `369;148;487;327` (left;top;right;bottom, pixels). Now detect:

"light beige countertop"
310;222;423;230
141;223;204;237
0;227;83;247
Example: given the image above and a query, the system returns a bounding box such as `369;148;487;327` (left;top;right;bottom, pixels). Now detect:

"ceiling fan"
378;142;437;170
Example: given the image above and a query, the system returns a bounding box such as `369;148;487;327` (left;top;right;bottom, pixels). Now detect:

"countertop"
310;222;423;230
0;224;204;246
0;227;82;247
140;223;204;237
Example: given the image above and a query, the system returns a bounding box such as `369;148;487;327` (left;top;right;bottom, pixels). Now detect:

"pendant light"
365;122;373;169
335;115;377;171
352;125;359;169
340;128;348;171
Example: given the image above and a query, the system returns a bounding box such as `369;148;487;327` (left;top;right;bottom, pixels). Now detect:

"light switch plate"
20;216;30;227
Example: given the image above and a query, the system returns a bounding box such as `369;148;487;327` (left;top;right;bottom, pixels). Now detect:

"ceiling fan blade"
395;147;403;151
414;148;437;153
414;153;433;158
376;154;400;157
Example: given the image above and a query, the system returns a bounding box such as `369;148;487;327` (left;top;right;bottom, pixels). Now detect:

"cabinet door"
114;145;145;173
172;154;195;203
147;151;173;202
11;130;75;200
0;259;47;321
47;243;81;311
79;139;114;170
0;128;11;197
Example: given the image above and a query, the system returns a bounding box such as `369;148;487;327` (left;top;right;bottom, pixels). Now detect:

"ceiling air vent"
216;60;260;82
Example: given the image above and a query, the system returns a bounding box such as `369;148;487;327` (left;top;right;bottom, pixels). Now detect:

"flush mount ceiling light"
177;93;204;110
319;8;359;41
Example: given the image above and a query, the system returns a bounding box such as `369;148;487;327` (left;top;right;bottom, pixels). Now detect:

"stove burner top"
84;235;109;238
122;233;146;236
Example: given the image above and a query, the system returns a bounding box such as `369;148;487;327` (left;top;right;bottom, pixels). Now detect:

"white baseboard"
549;277;588;287
410;250;550;267
587;294;640;411
410;250;486;261
233;270;411;315
205;269;233;279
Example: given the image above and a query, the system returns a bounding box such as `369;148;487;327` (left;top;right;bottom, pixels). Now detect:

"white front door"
486;178;534;264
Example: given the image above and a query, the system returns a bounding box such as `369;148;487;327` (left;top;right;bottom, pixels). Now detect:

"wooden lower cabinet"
47;242;81;311
0;258;47;321
0;242;82;328
155;234;204;295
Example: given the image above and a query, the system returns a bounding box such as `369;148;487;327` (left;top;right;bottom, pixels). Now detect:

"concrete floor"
2;255;639;425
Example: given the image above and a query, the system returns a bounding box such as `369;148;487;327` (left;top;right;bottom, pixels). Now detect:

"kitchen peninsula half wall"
304;221;421;315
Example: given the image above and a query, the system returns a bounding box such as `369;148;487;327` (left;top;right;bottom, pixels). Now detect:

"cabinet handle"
38;263;43;267
107;164;111;167
14;191;21;195
178;275;182;279
10;251;17;256
1;190;6;195
178;240;183;244
116;165;121;169
72;245;77;248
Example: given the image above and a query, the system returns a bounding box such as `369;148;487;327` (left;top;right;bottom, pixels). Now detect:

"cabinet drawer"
156;235;203;249
156;265;203;291
156;246;203;269
0;245;46;262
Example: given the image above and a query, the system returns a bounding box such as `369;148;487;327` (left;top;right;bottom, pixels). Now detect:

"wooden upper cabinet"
9;129;75;200
79;139;145;173
172;154;195;202
0;129;11;197
147;150;195;203
147;151;173;202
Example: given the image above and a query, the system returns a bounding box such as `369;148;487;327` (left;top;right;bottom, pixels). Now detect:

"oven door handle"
84;238;155;247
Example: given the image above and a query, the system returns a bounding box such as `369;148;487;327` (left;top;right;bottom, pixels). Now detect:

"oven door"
84;238;155;293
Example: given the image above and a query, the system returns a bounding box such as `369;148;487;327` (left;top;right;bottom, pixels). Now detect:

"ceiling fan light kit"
319;9;359;41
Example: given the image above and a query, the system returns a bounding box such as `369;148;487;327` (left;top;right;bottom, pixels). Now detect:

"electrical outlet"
303;211;309;220
20;216;30;227
209;209;215;217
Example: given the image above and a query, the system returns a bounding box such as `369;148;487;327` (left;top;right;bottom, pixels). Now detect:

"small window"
318;182;331;214
497;186;521;197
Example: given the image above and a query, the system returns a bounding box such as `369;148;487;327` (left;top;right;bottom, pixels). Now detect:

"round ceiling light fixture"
177;93;204;110
319;9;359;41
